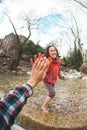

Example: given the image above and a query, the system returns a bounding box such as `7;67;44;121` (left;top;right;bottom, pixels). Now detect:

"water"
27;78;87;115
0;74;87;129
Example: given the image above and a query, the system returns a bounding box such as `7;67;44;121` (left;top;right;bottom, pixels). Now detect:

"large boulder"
79;62;87;74
1;33;26;57
0;33;29;73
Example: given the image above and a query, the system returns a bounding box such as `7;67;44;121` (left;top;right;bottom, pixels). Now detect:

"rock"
63;70;83;79
0;56;31;75
27;71;31;75
80;62;87;74
82;75;87;80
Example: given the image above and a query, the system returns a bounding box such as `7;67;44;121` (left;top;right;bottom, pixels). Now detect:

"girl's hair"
44;45;59;58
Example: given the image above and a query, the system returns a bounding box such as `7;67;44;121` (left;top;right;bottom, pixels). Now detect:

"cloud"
0;0;87;56
0;0;67;38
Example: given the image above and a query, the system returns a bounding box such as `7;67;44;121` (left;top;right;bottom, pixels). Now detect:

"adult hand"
27;56;48;88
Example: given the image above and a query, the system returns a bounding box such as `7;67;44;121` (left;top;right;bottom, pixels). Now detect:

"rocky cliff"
0;33;30;74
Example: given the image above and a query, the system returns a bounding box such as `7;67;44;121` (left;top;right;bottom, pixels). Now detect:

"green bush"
63;49;83;71
23;40;44;59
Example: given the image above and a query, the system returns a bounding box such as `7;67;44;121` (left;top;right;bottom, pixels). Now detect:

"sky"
0;0;87;57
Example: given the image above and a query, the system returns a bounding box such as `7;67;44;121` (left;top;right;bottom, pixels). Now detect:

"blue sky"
0;0;3;3
37;13;65;33
0;0;87;56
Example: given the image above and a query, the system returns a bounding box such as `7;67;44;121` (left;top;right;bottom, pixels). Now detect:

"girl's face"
48;46;57;58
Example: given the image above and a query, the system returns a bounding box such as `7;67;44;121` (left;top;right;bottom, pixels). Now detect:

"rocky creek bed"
0;74;87;130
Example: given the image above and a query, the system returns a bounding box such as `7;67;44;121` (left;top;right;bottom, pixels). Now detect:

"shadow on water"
0;74;87;130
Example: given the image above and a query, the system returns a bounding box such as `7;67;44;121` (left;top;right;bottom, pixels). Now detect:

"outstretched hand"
27;54;48;88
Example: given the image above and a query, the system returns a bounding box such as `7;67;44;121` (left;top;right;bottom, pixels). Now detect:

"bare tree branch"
73;0;87;9
6;14;20;43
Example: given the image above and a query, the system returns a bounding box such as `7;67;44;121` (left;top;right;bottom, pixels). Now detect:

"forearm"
0;55;48;129
0;83;33;129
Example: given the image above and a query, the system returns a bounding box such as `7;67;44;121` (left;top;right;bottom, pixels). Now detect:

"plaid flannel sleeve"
0;83;33;130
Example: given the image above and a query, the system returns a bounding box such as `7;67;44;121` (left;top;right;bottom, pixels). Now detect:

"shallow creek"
0;74;87;130
17;79;87;130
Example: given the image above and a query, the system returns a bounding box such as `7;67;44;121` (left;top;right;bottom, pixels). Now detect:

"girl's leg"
41;96;52;113
41;82;55;113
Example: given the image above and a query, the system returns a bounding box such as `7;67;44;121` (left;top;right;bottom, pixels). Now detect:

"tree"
59;11;83;58
70;13;82;54
66;0;87;61
5;12;52;71
24;40;44;59
6;14;42;71
72;0;87;10
63;44;83;70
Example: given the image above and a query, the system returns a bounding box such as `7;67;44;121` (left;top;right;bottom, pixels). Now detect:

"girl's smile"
48;46;57;58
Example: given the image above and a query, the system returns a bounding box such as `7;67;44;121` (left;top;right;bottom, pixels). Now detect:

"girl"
42;45;64;113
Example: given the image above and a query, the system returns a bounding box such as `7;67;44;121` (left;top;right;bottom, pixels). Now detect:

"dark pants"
44;82;55;98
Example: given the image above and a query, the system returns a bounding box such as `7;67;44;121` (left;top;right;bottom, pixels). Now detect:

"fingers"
34;55;37;62
32;56;40;69
30;55;38;66
30;58;33;66
36;53;44;61
34;53;42;61
39;58;48;71
30;53;44;66
30;56;48;87
41;53;44;58
34;57;47;71
38;53;42;59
